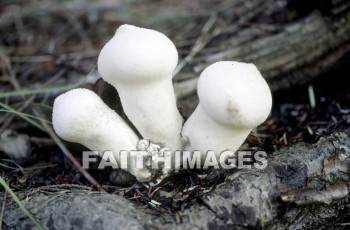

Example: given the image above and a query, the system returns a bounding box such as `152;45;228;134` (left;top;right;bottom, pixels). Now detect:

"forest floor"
0;0;349;225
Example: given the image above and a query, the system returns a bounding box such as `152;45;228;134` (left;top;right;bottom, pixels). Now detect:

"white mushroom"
182;61;272;163
52;88;152;182
97;24;183;150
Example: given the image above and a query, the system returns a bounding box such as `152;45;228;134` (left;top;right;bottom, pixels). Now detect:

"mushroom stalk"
97;24;183;150
116;79;183;150
52;88;152;182
183;105;251;159
182;61;272;163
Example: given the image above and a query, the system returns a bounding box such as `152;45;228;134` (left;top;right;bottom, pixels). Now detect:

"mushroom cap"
52;88;106;142
197;61;272;128
52;88;133;144
97;24;178;84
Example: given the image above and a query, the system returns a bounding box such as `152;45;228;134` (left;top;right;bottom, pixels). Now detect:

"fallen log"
173;0;350;98
2;128;349;229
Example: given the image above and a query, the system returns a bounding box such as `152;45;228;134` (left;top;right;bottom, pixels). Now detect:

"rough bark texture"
2;0;349;98
1;129;349;229
172;0;350;99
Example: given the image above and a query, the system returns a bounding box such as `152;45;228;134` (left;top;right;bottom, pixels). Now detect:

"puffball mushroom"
182;61;272;162
97;24;183;150
52;88;152;182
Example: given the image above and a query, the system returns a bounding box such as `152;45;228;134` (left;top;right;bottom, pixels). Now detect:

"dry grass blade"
174;14;219;77
3;59;105;192
0;81;84;99
0;177;44;230
0;70;63;134
0;159;25;175
0;102;47;132
32;108;106;193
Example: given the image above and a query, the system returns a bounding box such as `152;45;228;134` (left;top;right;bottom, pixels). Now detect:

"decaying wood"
2;129;349;229
155;128;350;229
173;0;350;98
2;0;349;99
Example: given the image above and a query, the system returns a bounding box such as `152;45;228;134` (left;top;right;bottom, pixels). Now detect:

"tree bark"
2;128;349;229
173;0;350;98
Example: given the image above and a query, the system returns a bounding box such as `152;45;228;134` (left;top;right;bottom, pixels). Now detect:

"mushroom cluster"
52;24;272;184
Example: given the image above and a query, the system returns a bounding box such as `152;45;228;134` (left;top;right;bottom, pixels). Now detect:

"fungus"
52;26;273;184
97;24;183;150
52;88;152;182
181;61;272;162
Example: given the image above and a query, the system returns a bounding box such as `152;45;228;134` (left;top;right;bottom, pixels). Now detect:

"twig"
5;68;105;192
0;56;64;135
29;137;55;146
22;184;93;199
0;159;26;176
66;10;94;49
173;14;221;77
10;50;100;63
32;108;106;192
